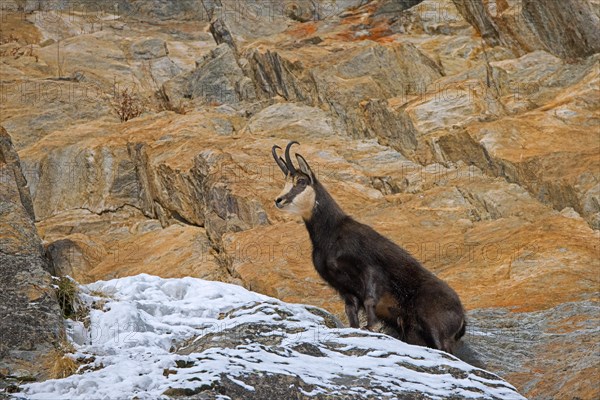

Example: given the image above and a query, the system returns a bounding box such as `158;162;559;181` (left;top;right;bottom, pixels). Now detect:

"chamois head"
272;141;317;220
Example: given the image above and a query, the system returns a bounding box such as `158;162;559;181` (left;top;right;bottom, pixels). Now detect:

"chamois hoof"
361;325;376;332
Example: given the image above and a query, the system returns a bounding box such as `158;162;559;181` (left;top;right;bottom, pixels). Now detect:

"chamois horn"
272;145;289;176
285;141;299;175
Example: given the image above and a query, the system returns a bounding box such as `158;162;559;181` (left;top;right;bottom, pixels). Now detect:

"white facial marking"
290;186;316;220
276;177;316;220
277;181;293;201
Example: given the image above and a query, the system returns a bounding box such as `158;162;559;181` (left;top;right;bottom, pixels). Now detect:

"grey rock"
374;0;425;17
190;44;256;104
200;0;367;46
164;44;257;106
245;40;441;157
162;72;194;106
0;127;64;380
113;0;208;21
149;57;184;87
0;127;35;221
209;17;237;50
131;38;168;60
212;118;234;136
460;301;600;399
167;301;525;399
520;0;600;58
452;0;600;58
179;149;271;241
451;0;505;45
244;102;338;138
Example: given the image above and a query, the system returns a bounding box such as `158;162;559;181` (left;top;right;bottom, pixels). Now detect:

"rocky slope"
0;0;598;398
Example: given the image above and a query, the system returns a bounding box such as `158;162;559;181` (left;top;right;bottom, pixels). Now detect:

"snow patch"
17;274;525;399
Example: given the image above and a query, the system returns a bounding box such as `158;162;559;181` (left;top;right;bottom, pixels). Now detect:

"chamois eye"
297;178;308;185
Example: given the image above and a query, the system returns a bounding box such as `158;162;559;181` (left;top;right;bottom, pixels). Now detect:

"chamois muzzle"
275;197;285;208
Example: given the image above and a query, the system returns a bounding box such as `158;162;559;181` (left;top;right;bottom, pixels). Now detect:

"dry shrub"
111;87;144;122
0;44;38;61
46;350;78;379
55;276;79;319
0;32;19;45
44;339;79;379
54;276;89;326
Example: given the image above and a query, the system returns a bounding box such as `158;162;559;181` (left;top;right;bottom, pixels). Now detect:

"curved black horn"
285;141;299;174
271;145;289;176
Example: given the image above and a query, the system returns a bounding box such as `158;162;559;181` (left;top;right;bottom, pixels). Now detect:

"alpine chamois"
272;141;466;354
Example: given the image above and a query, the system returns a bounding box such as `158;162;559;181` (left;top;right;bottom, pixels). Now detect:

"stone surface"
38;207;225;284
164;43;257;106
200;0;367;45
0;127;63;380
174;301;524;400
452;0;600;59
131;38;168;60
244;39;443;157
463;300;600;400
1;1;598;398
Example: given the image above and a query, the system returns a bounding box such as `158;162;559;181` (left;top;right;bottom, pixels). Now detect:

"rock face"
464;300;600;399
21;275;526;399
452;0;600;59
0;127;63;380
1;1;598;398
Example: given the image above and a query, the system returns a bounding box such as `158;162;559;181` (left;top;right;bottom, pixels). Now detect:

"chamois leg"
363;298;379;331
440;338;457;354
429;328;456;354
343;294;360;328
363;268;383;331
418;317;454;353
393;310;405;339
421;311;464;354
437;319;465;354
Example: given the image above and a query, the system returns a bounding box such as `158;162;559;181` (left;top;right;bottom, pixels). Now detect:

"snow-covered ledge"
18;274;525;399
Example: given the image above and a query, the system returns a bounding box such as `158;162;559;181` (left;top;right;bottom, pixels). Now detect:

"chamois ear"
295;153;315;184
